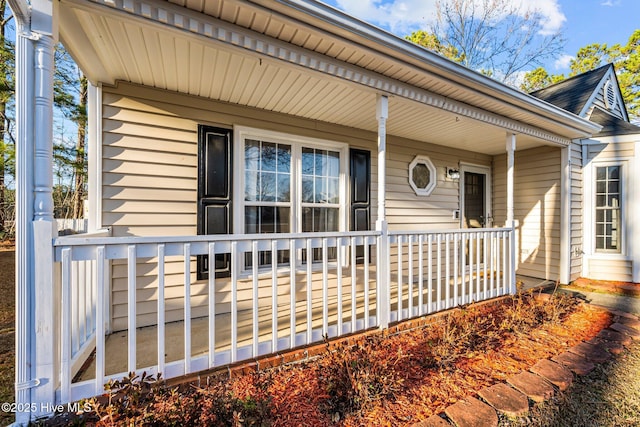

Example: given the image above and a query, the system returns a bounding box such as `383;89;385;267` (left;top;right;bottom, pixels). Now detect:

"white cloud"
554;54;574;70
600;0;621;6
333;0;566;36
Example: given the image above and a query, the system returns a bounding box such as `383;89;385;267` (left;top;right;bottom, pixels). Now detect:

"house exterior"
531;64;640;283
7;0;612;422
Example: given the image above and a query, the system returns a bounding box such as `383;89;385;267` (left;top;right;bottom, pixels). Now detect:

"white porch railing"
52;227;514;405
389;228;515;322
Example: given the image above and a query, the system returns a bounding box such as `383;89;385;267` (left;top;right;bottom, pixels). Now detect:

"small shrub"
319;335;405;418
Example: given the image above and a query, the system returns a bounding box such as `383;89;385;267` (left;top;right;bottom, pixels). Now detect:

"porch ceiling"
58;0;600;155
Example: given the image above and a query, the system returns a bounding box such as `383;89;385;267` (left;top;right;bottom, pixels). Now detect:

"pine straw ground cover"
49;290;613;427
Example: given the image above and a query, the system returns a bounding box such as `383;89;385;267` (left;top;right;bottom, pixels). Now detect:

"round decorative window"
409;155;437;196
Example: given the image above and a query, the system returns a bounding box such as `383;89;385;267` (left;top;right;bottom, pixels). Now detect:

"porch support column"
11;0;58;420
11;1;35;423
376;94;390;329
506;134;516;228
559;145;571;285
506;133;517;294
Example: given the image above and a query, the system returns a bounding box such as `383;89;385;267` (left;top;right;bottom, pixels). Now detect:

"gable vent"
604;80;617;110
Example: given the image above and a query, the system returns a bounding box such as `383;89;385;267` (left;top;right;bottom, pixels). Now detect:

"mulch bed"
48;291;613;426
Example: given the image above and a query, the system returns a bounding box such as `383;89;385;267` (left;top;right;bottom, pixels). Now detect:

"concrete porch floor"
76;274;539;383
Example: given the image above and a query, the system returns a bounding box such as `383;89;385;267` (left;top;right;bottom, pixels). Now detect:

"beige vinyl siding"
570;142;583;281
385;138;491;230
100;81;505;330
582;141;636;283
586;258;633;282
493;146;561;280
586;141;635;159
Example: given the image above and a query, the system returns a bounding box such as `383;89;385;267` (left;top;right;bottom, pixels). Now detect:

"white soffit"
58;0;598;154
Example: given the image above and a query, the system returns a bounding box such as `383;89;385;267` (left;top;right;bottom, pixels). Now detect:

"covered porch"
9;0;599;422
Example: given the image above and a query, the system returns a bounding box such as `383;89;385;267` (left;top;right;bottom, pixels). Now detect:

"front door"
464;172;486;228
460;164;492;229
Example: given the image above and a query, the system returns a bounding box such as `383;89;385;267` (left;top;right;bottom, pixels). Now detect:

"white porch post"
506;133;517;294
375;94;390;329
559;145;571;285
10;0;58;420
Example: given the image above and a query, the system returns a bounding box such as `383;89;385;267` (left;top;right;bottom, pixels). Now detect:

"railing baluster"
61;247;72;403
453;233;459;306
418;234;424;316
322;238;328;337
337;237;343;335
79;260;87;345
71;256;79;356
461;232;467;304
289;239;296;349
469;233;474;301
427;234;433;313
208;242;215;368
350;237;357;332
397;235;403;321
252;241;259;358
476;234;481;298
445;234;450;309
95;246;106;395
363;237;370;328
231;241;238;363
490;232;495;298
306;239;313;344
483;232;488;299
157;244;166;376
436;234;442;312
184;243;191;374
408;235;413;318
127;245;137;374
272;240;278;353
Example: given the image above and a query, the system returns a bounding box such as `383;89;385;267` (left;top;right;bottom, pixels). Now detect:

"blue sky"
321;0;640;75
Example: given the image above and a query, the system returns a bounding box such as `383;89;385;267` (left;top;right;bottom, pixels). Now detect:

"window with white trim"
594;165;622;253
238;128;347;269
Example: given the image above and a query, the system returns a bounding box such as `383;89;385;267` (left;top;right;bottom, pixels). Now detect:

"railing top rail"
53;230;382;247
388;227;514;236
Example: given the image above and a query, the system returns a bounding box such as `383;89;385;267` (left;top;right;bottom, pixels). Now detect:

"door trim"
459;163;492;229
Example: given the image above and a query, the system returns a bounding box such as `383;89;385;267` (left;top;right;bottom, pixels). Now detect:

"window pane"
262;142;277;171
596;237;605;250
327;178;339;204
245;139;261;171
245;170;259;201
596;181;606;193
277;207;290;233
315;149;327;176
245;206;258;234
260;206;275;233
596;195;606;207
302;207;313;233
595;210;604;222
302;148;314;175
315;177;326;203
608;181;619;194
277;145;291;172
608;195;619;207
596;167;606;180
595;224;604;236
277;173;290;202
328;151;340;177
302;176;314;203
608;166;620;179
261;172;276;201
326;208;339;232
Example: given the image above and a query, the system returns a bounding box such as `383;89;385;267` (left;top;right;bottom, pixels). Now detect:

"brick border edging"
412;306;640;427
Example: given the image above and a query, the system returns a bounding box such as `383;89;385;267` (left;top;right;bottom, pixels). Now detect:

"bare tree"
427;0;565;85
0;0;14;237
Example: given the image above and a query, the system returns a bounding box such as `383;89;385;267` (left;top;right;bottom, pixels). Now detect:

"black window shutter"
350;148;371;263
197;125;233;279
